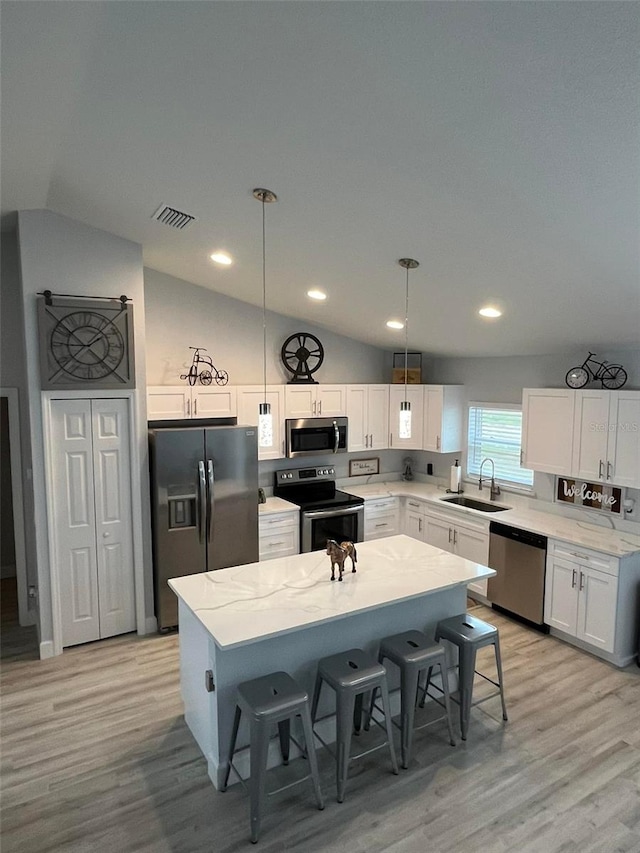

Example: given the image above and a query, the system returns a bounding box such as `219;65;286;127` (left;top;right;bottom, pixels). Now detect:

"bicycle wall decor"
180;347;229;386
565;352;627;390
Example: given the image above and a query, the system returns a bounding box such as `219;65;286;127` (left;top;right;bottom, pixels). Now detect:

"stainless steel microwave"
285;417;348;458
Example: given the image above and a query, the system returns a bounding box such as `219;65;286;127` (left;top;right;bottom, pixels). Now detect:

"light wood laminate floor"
2;598;640;853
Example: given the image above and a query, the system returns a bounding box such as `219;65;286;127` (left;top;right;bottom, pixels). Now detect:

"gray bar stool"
432;613;508;741
222;671;324;844
311;648;399;803
373;630;456;769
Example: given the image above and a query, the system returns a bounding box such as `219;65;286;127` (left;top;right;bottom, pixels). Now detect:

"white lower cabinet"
544;541;618;654
422;509;489;599
50;398;136;647
364;497;399;541
259;511;299;560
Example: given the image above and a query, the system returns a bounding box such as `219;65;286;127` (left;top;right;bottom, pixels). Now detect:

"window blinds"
467;405;534;487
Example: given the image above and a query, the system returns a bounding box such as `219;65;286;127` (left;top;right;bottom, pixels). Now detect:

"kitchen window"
467;404;534;488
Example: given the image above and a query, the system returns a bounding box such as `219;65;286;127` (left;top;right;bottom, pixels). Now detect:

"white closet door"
52;400;100;647
91;399;136;639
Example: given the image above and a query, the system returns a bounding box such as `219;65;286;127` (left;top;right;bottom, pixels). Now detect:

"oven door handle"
304;505;363;519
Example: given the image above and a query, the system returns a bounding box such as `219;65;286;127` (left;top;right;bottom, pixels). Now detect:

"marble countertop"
169;534;494;649
259;497;299;516
347;481;640;557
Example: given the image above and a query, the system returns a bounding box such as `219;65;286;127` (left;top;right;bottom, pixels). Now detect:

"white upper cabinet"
388;385;424;450
147;385;192;419
147;385;237;420
346;385;389;452
522;388;575;474
422;385;464;453
284;385;346;419
572;389;639;488
192;386;237;419
237;386;286;460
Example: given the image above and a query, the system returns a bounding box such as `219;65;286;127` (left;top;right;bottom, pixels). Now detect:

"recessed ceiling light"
479;306;502;318
386;320;404;330
307;289;327;301
210;252;233;266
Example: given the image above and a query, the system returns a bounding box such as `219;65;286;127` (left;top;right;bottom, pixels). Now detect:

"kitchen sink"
440;496;510;512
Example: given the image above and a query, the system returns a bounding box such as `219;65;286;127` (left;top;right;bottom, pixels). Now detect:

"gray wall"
17;210;153;653
144;268;388;386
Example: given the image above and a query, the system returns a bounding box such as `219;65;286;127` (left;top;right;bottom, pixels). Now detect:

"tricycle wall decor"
180;347;229;386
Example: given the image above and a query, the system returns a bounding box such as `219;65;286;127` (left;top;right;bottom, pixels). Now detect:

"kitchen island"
169;534;495;789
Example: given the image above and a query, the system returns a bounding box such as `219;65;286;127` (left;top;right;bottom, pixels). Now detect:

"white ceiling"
2;1;638;357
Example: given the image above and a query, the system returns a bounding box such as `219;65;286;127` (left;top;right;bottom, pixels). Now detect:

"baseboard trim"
142;616;158;635
39;640;55;659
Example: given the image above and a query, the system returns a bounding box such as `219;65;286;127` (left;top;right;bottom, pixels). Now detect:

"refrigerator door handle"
198;461;206;543
207;460;215;543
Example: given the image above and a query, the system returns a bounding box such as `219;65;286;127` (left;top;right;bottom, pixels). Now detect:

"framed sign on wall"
37;293;135;390
556;476;622;515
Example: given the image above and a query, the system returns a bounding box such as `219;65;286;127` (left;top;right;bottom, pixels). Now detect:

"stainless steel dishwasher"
488;522;548;628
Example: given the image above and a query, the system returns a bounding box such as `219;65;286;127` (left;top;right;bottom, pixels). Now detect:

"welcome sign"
556;477;622;515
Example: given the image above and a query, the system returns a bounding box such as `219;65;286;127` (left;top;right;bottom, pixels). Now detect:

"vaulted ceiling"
2;1;638;356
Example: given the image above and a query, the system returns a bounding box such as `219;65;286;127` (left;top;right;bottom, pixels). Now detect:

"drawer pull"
570;551;590;560
374;523;388;528
267;541;285;547
408;501;420;508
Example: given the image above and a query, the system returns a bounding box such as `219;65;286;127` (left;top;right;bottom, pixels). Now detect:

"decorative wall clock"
37;293;135;389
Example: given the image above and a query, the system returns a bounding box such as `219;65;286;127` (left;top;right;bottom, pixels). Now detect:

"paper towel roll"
450;464;461;493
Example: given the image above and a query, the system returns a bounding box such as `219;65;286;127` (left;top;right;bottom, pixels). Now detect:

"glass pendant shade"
399;400;412;439
258;401;273;448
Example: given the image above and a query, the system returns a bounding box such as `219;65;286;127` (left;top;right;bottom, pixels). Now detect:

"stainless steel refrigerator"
149;422;259;630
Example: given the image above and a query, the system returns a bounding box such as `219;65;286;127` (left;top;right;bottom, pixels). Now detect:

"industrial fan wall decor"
280;332;324;383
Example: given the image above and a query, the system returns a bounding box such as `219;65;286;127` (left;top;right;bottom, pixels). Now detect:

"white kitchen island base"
170;535;495;790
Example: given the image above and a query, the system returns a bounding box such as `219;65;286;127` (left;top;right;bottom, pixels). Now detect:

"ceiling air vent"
151;204;198;230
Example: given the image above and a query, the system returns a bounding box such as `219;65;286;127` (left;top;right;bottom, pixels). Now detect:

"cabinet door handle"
448;527;452;543
571;568;577;588
453;529;457;546
319;401;322;415
436;435;440;450
186;399;191;417
606;461;612;480
369;433;373;446
389;433;393;447
194;399;198;416
579;571;585;591
520;449;523;464
418;518;422;533
599;459;604;478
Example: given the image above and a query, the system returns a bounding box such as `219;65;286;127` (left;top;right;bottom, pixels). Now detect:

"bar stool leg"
311;673;323;723
377;680;399;776
418;664;433;708
353;693;364;734
459;644;476;741
221;705;242;791
437;658;456;746
493;638;509;721
399;666;420;769
335;690;356;803
299;706;325;811
277;718;290;765
248;718;270;844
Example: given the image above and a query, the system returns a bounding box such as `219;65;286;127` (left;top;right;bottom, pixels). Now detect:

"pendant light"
397;258;419;439
253;188;278;448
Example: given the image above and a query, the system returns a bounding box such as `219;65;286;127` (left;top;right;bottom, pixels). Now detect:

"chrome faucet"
479;457;501;500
